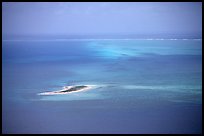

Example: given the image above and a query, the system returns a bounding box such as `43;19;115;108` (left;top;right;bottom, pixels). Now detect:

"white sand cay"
38;85;97;95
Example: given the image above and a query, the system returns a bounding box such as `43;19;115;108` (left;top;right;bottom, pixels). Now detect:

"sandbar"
38;85;96;95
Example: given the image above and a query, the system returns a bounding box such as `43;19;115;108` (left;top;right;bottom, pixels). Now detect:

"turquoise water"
2;39;202;134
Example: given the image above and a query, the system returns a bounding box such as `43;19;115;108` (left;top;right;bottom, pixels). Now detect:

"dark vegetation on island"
60;85;88;93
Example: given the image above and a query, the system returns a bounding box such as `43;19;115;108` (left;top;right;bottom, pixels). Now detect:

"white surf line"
121;85;202;92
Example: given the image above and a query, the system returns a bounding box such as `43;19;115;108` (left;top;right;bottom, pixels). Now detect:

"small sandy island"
38;85;96;95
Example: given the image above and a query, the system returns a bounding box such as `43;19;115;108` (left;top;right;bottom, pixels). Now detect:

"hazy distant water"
2;39;202;134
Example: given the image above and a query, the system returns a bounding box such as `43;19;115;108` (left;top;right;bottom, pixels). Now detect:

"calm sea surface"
2;39;202;134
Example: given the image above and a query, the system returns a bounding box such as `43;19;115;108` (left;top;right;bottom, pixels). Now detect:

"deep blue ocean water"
2;39;202;134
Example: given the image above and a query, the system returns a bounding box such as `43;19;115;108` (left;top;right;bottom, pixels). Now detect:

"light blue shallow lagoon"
2;39;202;134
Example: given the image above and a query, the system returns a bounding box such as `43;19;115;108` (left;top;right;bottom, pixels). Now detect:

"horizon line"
2;38;202;42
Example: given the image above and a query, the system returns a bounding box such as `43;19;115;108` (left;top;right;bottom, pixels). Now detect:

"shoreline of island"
38;85;96;95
